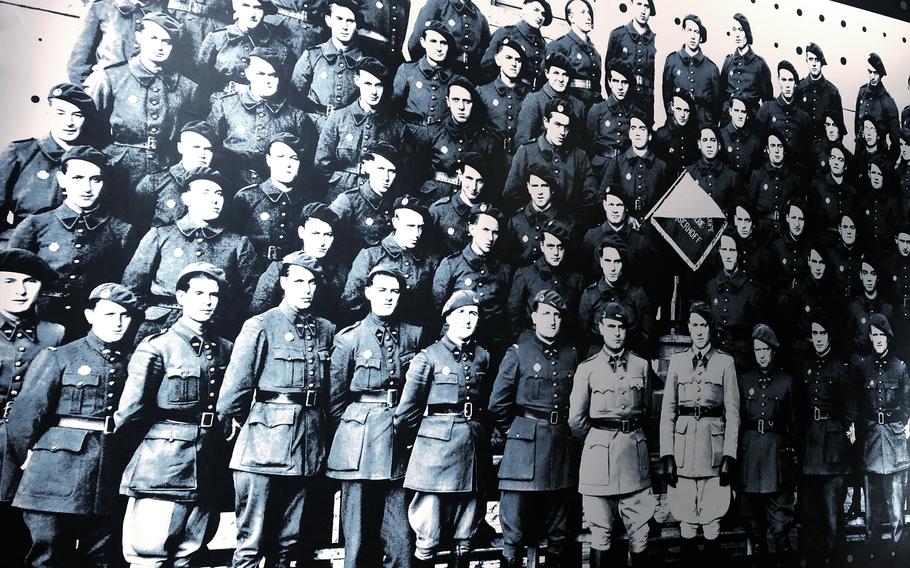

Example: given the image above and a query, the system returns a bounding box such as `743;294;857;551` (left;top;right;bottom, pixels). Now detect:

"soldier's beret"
281;252;322;277
368;264;406;287
766;126;790;152
176;262;227;290
596;301;628;325
808;310;834;333
531;289;567;313
563;0;592;22
392;195;429;220
61;145;109;168
866;154;890;178
859;113;884;132
47;83;95;114
732;13;752;45
900;127;910;143
469;203;502;223
894;222;910;238
441;290;480;317
248;46;288;72
682;14;706;43
868;53;886;77
0;248;56;282
752;323;779;349
688;300;714;327
670;89;695;111
777;60;799;82
327;0;359;18
524;0;553;27
89;283;140;313
601;182;630;204
544;97;575;122
784;195;807;214
141;12;183;38
827;141;849;160
627;108;649;128
607;60;634;83
234;0;279;15
727;93;756;113
807;243;831;266
869;313;894;338
356;57;388;81
644;0;656;16
540;218;572;243
456;153;489;179
733;195;753;217
447;76;478;99
421;20;457;50
806;42;827;65
268;132;306;155
180;120;216;143
300;202;339;228
597;234;626;259
544;52;573;75
183;167;226;190
363;141;400;167
495;34;527;65
527;162;560;190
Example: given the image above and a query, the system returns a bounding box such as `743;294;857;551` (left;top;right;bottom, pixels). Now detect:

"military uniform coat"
737;366;795;493
0;136;67;241
720;48;773;110
507;257;582;337
432;245;511;324
504;136;597;211
265;0;329;56
292;40;364;126
249;255;345;321
546;31;602;106
477;77;527;154
481;22;546;91
428;192;472;256
578;278;652;352
600;148;670;219
392;58;462;125
328;182;394;257
133;163;191;229
585;95;636;170
513;85;585;149
704;269;762;364
406;0;491;78
504;203;564;267
652;118;700;178
719;122;762;177
797;351;855;476
854;82;900;156
797;74;846;140
855;352;910;475
686;158;738;216
196;23;293;93
231;179;309;259
746;162;799;236
754;96;813;158
604;22;656;111
662;47;721;128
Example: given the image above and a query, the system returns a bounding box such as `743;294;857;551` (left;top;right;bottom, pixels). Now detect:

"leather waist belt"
156;411;215;428
355;389;398;406
342;166;363;176
168;0;215;15
744;418;785;434
869;409;902;425
433;171;460;185
113;137;158;151
256;389;319;407
308;102;336;116
590;415;643;432
811;407;832;421
678;405;723;419
57;416;115;434
276;7;310;21
522;408;566;425
358;29;391;44
570;79;592;89
634;75;653;89
428;403;483;420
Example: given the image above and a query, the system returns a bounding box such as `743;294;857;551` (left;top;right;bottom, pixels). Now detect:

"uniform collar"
442;334;476;360
536;135;566;158
169;162;190;182
452;192;472;215
0;313;37;342
176;215;224;238
260;179;303;204
239;88;288;113
447;0;476;14
171;320;212;354
462;243;491;267
418;57;453;81
226;22;278;45
596;277;628;294
37;135;65;162
320;39;362;64
717;268;747;291
381;233;407;258
690;345;715;367
351;101;388;126
723;121;750;141
128;57;177;89
541;83;561;99
523;202;557;224
55;203;110;231
624;21;654;42
623;147;654;163
696;157;723;175
534;255;562;277
567;29;592;49
86;331;124;358
358;181;385;208
678;46;704;64
492;76;526;97
278;302;316;336
515;21;542;42
732;47;756;64
601;348;628;370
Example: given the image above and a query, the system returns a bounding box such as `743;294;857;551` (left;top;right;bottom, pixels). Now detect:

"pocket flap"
273;346;307;361
355;357;381;369
417;417;455;441
675;420;688;434
62;371;100;386
341;403;372;425
434;370;459;384
889;422;907;435
506;416;537;441
33;427;89;452
708;420;725;435
248;403;297;426
145;423;198;441
677;373;695;384
165;366;196;378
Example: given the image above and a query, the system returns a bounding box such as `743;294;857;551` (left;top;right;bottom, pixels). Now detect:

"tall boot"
452;551;471;568
679;538;698;563
703;539;723;562
746;534;767;568
630;550;649;567
545;550;563;568
589;548;607;568
499;554;522;568
609;540;629;566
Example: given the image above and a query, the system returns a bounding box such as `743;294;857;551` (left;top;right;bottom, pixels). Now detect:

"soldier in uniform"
661;15;719;129
477;35;528;158
315;57;408;200
480;0;550;91
68;0;170;85
489;290;578;568
859;157;897;248
652;91;700;180
720;95;763;177
231;132;310;260
856;314;910;554
168;0;232;61
855;53;900;157
754;61;813;171
586;62;639;176
746;128;799;238
406;0;490;82
0;250;65;567
9;146;138;339
604;0;656;120
883;227;910;360
504;165;571;267
342;196;436;325
428;156;487;256
291;0;364;129
770;198;810;312
546;0;601;109
353;0;409;69
513;53;585;149
601;112;671;221
846;256;895;354
686;125;739;215
393;290;492;567
581;186;652;284
115;263;234;567
788;246;838;367
0;84;97;242
133;120;216;231
266;0;329;59
86;12;203;189
659;301;740;561
569;301;655;568
797;43;845;142
122;167;259;339
392;21;462;126
8;284;139;567
736;324;796;566
217;253;336;568
826;214;863;302
327;265;424;568
810;142;856;236
720;13;773;114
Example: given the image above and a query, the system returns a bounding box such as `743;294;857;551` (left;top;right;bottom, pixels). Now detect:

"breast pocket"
165;367;200;404
353;356;383;390
519;375;547;402
591;386;615;414
273;346;310;388
428;370;460;405
61;371;102;415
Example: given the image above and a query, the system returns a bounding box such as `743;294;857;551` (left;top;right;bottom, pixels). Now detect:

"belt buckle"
636;74;644;85
325;104;334;116
104;415;116;434
188;0;200;13
903;296;910;310
147;136;157;151
813;407;821;421
305;389;318;407
504;137;512;152
463;402;473;419
267;246;279;261
878;411;886;425
2;400;12;419
757;419;765;434
550;410;559;425
200;412;214;428
621;419;631;434
386;389;398;407
458;53;468;63
693;406;702;420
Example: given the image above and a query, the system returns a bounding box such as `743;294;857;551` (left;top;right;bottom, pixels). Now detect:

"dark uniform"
600;148;670;219
292;40;364;128
846;295;894;355
329;181;394;255
652;117;700;179
719;121;762;177
507;257;582;334
810;173;856;234
266;0;330;57
605;22;656;117
392;58;462;126
546;31;602;108
354;0;409;67
477;78;527;156
481;21;546;91
746;162;799;237
0;137;67;243
704;268;762;369
770;232;809;294
133;163;192;229
578;278;652;355
513;85;585;149
504;136;597;211
412;118;500;204
720;48;773;111
167;0;231;58
686;157;739;215
754;96;813;161
797;74;845;141
196;23;294;93
432;245;511;329
826;240;863;302
406;0;491;81
854;81;900;155
428;191;473;256
250;255;346;320
585;95;637;173
504;203;563;267
231;179;309;260
662;47;720;128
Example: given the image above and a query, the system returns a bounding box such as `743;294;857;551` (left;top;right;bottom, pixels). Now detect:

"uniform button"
208;405;214;409
109;381;115;386
17;346;24;352
107;405;113;410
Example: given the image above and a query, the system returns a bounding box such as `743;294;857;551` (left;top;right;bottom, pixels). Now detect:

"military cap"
540;218;572;243
597;234;627;260
777;60;799;83
784;195;807;215
441;290;480;317
544;97;575;123
248;46;288;72
421;20;457;51
728;92;756;113
806;43;827;65
597;301;628;324
752;323;779;349
688;300;714;326
827;141;849;163
363;140;400;167
530;289;567;313
234;0;279;15
627;108;649;129
47;83;95;114
456;153;489;179
527;162;560;190
367;264;406;288
300;202;339;228
447;76;478;99
869;313;894;338
268;132;306;155
732;13;752;45
564;0;593;22
544;52;573;75
643;0;656;16
766;126;790;153
670;89;695;112
682;14;706;43
900;127;910;143
89;283;140;313
868;53;886;77
0;248;56;282
392;195;429;222
176;262;227;290
733;194;753;216
141;12;183;38
860;113;884;133
495;34;527;65
524;0;553;27
607;60;634;83
281;251;322;277
867;154;890;178
180;120;216;143
469;203;502;223
807;309;833;332
183;166;226;190
893;221;910;238
601;181;630;204
61;145;109;168
356;56;389;81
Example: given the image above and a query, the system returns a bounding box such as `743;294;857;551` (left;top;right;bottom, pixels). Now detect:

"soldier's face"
608;71;629;101
806;52;822;77
540;231;565;266
698;129;718;160
807;249;826;280
731;21;747;49
363;154;397;194
810;323;830;353
392;208;424;249
543;112;570;146
778;69;796;99
824;117;840;142
420;31;450;64
59;159;104;211
245;57;280;98
786;206;804;237
365;274;401;317
671;97;691;127
522;1;546;28
632;0;650;25
868;165;884;190
628;118;649;149
447;85;474;124
863;120;879;148
729;99;748;129
0;272;42;316
281;265;317;311
527;174;553;208
896;232;910;257
266;142;301;184
870;328;889;354
177;131;214;169
533;303;562;339
469;214;499;254
300;218;334;258
734;207;753;238
233;0;265;29
176;276;220;323
684;20;701;51
546;66;569;92
85;299;132;343
48;99;85;143
767;135;785;166
459;165;485;202
446;305;479;341
604;195;626;225
753;339;774;369
136;22;174;65
599;318;627;351
868;67;881;87
828;149;846;176
495;45;523;80
567;1;592;32
901;139;910;161
718;235;738;272
182;180;224;221
599;247;623;283
688;314;711;349
326;5;357;43
860;262;878;293
356;71;385;107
